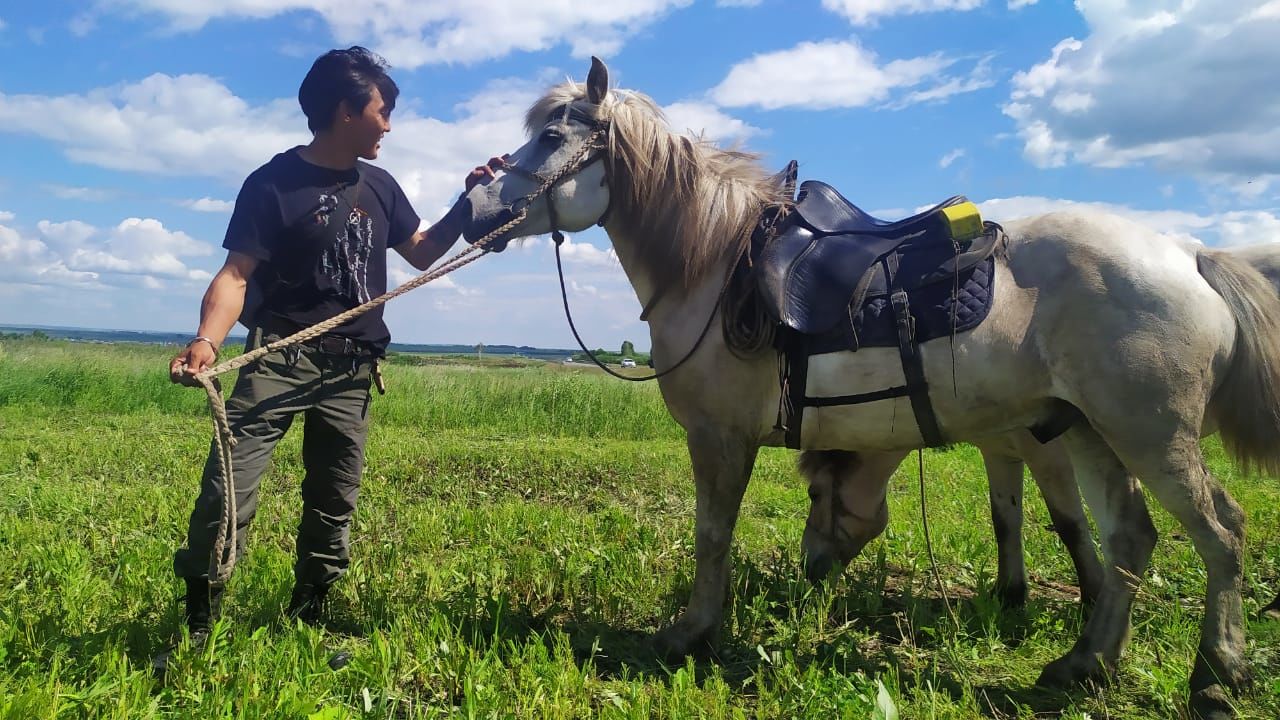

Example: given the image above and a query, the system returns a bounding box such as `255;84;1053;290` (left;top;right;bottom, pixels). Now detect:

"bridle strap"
553;233;747;382
500;147;610;240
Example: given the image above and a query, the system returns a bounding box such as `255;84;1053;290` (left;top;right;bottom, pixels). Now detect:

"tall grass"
0;338;681;441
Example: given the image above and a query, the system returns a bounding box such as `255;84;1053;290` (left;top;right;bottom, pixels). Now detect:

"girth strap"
891;289;945;447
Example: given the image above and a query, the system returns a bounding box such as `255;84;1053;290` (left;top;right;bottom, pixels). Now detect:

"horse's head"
463;57;616;248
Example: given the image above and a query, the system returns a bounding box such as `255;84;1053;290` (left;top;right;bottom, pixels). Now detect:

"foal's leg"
653;427;758;657
800;450;907;584
1013;433;1105;605
1037;424;1156;689
979;443;1032;608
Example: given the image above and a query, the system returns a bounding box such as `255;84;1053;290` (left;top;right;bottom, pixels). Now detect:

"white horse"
461;58;1280;718
806;243;1280;621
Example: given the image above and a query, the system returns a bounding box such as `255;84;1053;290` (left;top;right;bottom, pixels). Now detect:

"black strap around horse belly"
778;270;945;450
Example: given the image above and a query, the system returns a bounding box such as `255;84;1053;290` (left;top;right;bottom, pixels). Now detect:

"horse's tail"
1197;248;1280;475
1230;242;1280;294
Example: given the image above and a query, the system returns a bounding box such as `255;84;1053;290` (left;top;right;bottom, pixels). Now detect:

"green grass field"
2;337;1278;719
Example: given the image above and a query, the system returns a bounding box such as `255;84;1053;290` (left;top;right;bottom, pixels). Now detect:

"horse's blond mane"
528;82;791;288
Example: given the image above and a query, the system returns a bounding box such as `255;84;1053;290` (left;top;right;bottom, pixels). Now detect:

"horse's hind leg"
1036;424;1157;689
653;427;758;658
1013;433;1105;605
1133;451;1251;718
979;444;1032;608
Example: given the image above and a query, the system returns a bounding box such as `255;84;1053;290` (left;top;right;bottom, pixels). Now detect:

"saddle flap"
758;223;908;335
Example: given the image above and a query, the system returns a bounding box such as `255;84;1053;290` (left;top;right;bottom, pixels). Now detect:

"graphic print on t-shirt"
316;187;374;305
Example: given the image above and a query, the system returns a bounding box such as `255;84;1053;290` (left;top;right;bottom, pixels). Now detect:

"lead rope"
918;449;960;630
552;233;747;383
197;130;607;585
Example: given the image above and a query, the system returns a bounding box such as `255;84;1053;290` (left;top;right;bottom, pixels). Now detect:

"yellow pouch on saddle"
940;201;983;243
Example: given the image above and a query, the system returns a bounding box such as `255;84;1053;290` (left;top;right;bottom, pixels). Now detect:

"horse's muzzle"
462;195;517;252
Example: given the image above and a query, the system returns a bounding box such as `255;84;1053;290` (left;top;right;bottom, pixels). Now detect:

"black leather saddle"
792;180;970;237
749;173;1011;450
757;180;984;335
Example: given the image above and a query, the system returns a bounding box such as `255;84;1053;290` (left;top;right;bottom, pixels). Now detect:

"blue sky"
2;0;1278;349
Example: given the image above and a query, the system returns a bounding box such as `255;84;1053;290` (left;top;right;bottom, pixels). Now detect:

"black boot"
152;578;225;676
184;577;224;645
285;583;329;626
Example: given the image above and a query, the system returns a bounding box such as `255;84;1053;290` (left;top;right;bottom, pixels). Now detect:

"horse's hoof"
995;581;1028;609
1190;686;1236;720
1191;653;1253;695
652;624;714;661
1035;653;1109;690
1260;596;1280;622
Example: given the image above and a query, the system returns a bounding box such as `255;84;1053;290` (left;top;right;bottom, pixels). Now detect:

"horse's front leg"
654;427;758;658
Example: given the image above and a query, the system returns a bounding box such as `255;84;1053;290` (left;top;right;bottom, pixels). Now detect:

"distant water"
0;324;578;360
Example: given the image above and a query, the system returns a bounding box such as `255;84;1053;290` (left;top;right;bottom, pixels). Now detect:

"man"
159;47;490;666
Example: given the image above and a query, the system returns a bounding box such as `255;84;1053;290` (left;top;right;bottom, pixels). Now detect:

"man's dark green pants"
174;329;374;589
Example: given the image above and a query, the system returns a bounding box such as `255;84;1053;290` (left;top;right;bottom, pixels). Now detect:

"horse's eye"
538;128;562;145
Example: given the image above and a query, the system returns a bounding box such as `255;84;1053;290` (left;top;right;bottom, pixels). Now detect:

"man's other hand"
169;341;217;387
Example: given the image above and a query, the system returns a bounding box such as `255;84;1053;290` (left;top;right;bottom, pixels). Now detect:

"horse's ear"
587;56;609;105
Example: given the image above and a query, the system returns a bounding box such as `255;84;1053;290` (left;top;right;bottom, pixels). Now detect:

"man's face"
343;86;392;160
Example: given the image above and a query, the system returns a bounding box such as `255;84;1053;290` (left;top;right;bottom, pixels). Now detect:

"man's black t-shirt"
225;147;421;353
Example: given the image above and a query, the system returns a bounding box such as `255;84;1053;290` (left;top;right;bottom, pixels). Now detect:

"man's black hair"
298;46;400;134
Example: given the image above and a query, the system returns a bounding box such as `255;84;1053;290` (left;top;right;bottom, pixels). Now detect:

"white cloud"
1250;1;1280;20
385;255;482;294
710;40;988;110
822;0;983;26
662;101;761;144
1216;210;1280;246
0;74;304;182
60;218;214;281
1003;2;1280;193
43;184;115;202
570;279;599;297
1008;0;1038;8
977;195;1280;247
0;211;13;222
104;0;693;68
0;72;545;220
36;220;98;251
0;216;216;289
69;13;95;36
180;197;234;212
557;235;620;269
0;223;99;288
939;148;966;168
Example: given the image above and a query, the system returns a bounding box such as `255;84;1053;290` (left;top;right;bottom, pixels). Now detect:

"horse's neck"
605;223;736;334
602;225;661;312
